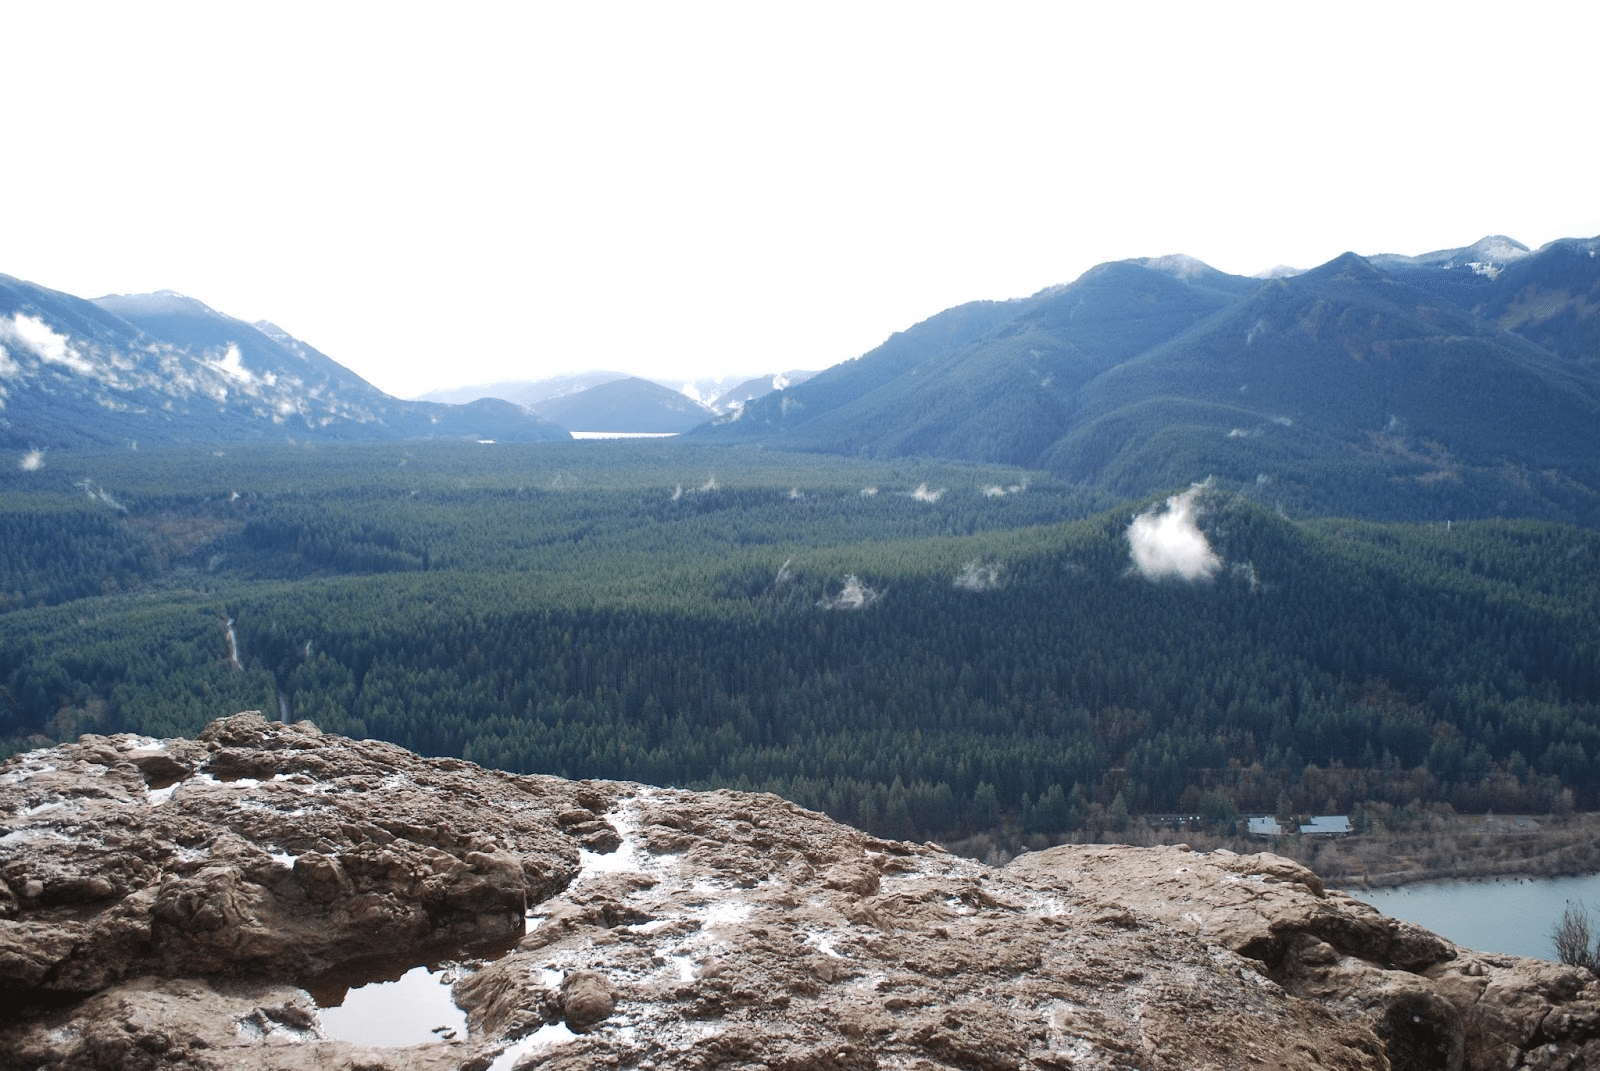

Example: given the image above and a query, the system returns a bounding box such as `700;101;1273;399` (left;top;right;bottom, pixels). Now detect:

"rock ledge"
2;713;1595;1070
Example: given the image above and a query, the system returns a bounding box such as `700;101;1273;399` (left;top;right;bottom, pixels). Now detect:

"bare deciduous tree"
1552;901;1597;972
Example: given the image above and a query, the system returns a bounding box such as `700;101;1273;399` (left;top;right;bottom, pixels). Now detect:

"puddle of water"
315;964;465;1046
307;931;522;1047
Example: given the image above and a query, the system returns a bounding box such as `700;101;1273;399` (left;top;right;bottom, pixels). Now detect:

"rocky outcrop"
2;713;1596;1070
1011;845;1600;1071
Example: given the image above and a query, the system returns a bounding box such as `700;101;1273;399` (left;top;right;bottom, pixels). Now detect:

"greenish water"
1351;872;1600;961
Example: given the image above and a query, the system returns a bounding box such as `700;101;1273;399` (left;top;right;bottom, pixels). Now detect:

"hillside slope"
529;376;716;432
692;244;1600;521
0;278;569;447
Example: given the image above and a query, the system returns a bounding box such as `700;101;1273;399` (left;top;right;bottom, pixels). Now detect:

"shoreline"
947;810;1600;891
1273;811;1600;891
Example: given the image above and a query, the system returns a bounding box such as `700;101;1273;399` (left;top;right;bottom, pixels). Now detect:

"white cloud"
953;560;1003;592
1127;486;1221;582
209;342;253;383
75;479;126;511
19;448;44;471
819;575;880;610
910;483;945;503
1;314;95;376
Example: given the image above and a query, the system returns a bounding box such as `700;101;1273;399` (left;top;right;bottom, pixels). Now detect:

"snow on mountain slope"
0;276;567;447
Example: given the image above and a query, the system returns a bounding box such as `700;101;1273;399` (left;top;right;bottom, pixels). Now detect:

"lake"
1349;872;1600;961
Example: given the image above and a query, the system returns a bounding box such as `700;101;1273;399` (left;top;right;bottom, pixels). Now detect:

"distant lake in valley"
1349;872;1600;961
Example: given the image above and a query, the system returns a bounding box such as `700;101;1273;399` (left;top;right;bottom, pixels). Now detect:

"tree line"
1;443;1596;845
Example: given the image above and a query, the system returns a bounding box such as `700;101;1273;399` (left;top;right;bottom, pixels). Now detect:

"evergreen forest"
2;442;1596;844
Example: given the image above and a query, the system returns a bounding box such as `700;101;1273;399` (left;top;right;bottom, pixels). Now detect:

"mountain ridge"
528;376;717;433
8;231;1598;496
0;276;569;448
691;237;1600;523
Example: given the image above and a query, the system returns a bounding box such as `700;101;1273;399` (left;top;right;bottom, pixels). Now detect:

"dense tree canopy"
2;443;1596;841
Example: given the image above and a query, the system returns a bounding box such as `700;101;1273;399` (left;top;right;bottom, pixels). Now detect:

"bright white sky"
4;2;1597;399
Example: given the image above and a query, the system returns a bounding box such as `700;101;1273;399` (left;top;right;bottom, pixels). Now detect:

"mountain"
692;240;1600;522
416;370;818;418
667;373;772;411
695;257;1255;463
1047;252;1600;506
528;375;717;432
1366;234;1532;307
1475;235;1600;363
415;370;634;407
709;369;819;412
0;279;569;447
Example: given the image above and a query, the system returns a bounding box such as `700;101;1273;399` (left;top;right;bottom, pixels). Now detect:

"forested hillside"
692;242;1600;526
3;443;1596;844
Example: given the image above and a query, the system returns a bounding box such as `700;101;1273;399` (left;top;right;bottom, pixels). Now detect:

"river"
1349;872;1600;961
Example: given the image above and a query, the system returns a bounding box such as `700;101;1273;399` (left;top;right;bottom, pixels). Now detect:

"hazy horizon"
5;2;1596;398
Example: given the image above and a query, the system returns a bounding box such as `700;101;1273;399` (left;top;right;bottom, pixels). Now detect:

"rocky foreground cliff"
2;714;1596;1071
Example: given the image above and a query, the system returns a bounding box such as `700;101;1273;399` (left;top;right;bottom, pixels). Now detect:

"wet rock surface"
2;714;1596;1070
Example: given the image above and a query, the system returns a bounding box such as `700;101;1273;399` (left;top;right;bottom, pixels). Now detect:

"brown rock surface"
2;714;1595;1069
1010;844;1600;1071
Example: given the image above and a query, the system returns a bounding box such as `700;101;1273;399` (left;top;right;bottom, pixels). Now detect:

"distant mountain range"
528;376;716;433
692;235;1600;523
6;233;1598;524
0;281;568;448
418;369;820;421
416;371;638;409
